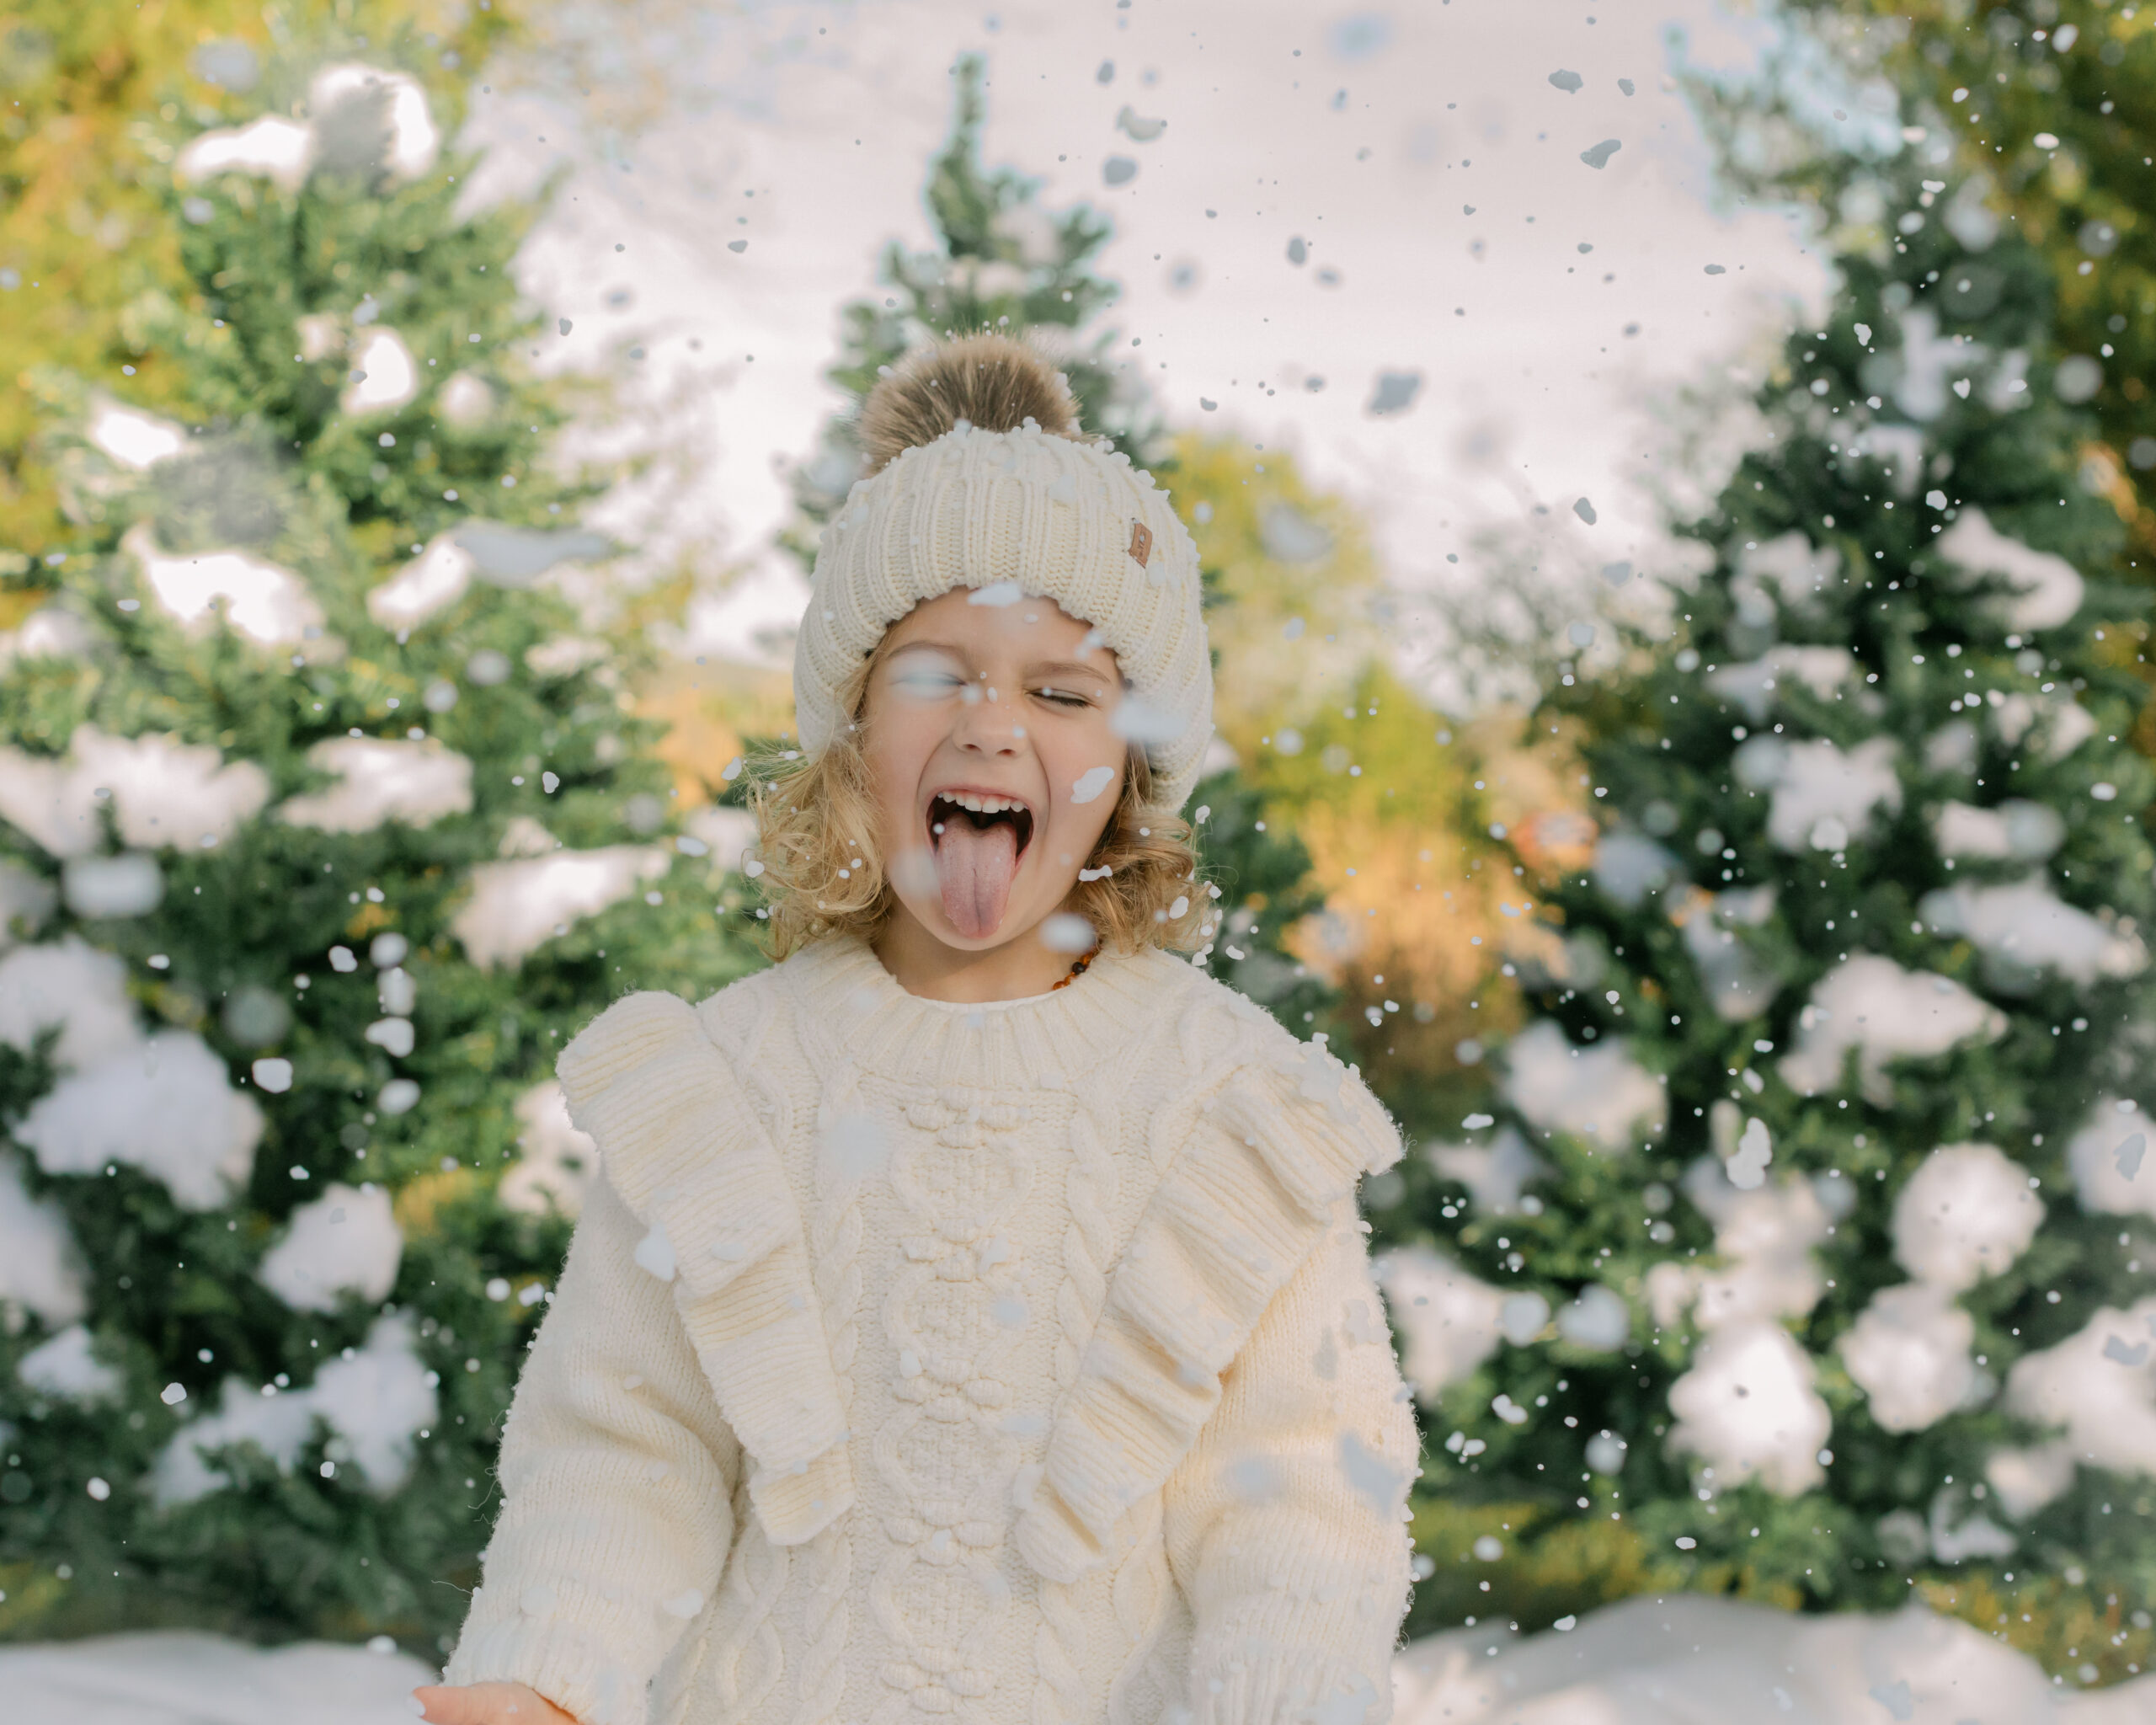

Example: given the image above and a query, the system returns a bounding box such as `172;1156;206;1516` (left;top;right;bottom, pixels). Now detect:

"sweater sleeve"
1161;1204;1419;1725
443;1172;743;1725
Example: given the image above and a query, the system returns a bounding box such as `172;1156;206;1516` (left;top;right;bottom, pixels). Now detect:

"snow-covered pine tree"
760;53;1342;1037
1387;147;2156;1680
0;48;760;1650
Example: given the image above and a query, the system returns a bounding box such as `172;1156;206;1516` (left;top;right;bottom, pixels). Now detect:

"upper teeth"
942;792;1022;814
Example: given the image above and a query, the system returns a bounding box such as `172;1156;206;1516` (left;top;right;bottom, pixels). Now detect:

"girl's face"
862;587;1126;952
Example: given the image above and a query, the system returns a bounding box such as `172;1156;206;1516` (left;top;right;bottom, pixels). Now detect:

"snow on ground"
1390;1594;2156;1724
0;1631;437;1725
10;1595;2155;1723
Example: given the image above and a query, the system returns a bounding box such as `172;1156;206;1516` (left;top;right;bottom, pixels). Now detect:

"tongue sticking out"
936;815;1021;940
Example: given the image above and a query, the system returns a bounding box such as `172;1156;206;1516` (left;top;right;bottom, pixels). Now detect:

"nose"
951;681;1024;755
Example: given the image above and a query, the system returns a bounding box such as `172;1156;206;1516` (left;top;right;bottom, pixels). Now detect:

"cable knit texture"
792;424;1214;814
446;934;1418;1725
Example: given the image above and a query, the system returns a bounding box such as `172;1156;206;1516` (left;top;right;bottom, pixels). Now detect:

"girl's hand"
412;1681;580;1725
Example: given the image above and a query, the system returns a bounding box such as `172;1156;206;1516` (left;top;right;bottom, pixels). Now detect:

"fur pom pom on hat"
794;331;1214;814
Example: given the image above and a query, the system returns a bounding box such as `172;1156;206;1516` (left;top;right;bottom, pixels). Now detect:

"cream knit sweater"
446;933;1420;1725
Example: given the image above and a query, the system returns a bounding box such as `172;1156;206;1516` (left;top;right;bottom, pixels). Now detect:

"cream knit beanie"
792;334;1214;815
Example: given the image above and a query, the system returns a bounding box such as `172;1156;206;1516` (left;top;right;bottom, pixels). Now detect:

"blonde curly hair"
742;637;1211;963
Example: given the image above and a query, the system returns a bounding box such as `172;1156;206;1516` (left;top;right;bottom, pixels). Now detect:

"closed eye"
1032;686;1092;708
890;669;966;699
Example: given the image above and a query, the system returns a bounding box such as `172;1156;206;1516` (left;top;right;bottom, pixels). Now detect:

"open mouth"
927;791;1035;857
926;791;1035;940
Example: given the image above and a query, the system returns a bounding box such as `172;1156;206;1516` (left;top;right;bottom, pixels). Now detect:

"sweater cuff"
443;1601;646;1725
1179;1640;1391;1725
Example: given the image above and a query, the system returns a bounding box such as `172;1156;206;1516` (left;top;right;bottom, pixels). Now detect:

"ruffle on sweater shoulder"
1015;1034;1402;1583
556;990;854;1546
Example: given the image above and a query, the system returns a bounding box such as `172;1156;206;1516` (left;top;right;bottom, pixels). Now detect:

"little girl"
417;333;1419;1725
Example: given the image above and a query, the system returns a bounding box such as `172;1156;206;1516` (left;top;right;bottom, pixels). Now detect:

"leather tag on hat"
1128;521;1153;567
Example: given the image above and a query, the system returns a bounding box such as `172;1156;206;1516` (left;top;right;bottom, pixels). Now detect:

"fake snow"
17;1030;262;1210
1070;765;1117;804
2005;1295;2156;1483
339;327;419;416
1704;644;1860;723
1427;1124;1548;1216
1664;1320;1830;1496
16;1321;123;1404
120;523;325;647
1778;954;2005;1105
1892;1141;2043;1291
174;115;317;192
1588;830;1677;909
1732;734;1902;853
175;61;439;195
0;936;138;1069
2068;1098;2156;1224
10;1596;2153;1724
1649;1156;1830;1338
85;397;190;468
1838;1283;1978;1434
1917;877;2145;990
1373;1244;1503;1399
277;737;474;833
1936;506;2087;633
452;846;670;969
257;1183;403;1312
0;860;57;948
1499;1020;1666;1148
499;1079;597;1218
1737;531;1843;610
0;1153;88;1327
0;605;93;672
367;536;478;628
0;1629;439;1724
1932;798;2064;862
1390;1594;2156;1723
0;724;270;857
152;1313;436;1505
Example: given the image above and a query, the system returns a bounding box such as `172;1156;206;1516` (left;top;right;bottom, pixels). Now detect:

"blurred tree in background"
1385;111;2156;1688
0;1;513;558
1784;0;2154;558
0;22;760;1653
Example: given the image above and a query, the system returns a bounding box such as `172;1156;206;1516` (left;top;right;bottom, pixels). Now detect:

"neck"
872;907;1079;1002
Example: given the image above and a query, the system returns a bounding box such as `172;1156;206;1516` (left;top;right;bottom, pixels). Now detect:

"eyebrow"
884;641;1114;683
1026;660;1114;684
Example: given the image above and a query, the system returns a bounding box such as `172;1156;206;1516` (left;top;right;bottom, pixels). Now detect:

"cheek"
861;710;931;839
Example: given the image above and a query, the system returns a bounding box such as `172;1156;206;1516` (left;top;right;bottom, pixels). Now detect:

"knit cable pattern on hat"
794;424;1215;815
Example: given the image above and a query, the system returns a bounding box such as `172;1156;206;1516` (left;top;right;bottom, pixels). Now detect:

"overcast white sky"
463;0;1848;690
